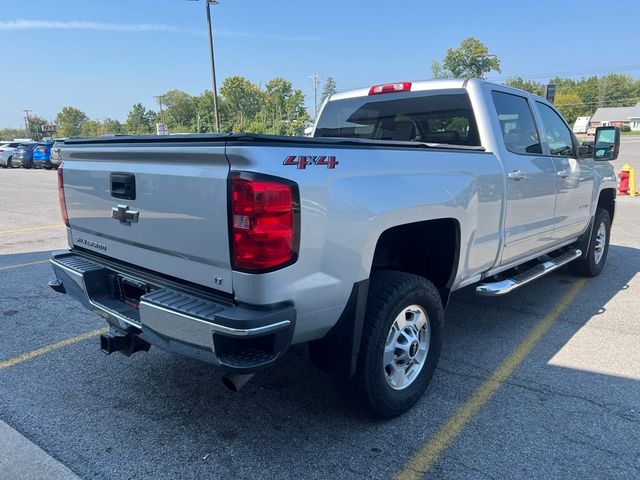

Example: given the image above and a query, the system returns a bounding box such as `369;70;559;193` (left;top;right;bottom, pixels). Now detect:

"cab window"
536;102;575;157
491;91;542;155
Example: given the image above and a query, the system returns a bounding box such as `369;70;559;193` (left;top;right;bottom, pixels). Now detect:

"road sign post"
156;123;169;136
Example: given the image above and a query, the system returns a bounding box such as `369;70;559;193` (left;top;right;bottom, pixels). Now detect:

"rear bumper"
49;250;295;373
32;159;51;168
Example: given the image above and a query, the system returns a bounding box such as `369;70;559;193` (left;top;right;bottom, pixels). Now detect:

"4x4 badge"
283;155;338;170
111;204;139;225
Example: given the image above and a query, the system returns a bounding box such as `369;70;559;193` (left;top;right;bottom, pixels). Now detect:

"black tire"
571;208;611;277
355;270;443;418
4;156;11;168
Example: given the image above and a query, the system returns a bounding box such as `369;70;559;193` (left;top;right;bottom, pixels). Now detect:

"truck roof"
329;78;481;101
328;78;542;103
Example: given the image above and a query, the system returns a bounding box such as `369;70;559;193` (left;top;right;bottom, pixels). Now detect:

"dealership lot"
1;141;639;479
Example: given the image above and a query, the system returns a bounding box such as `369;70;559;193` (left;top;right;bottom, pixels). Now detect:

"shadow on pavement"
0;244;638;478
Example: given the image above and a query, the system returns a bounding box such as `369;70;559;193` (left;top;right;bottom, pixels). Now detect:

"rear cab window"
314;90;481;147
491;91;542;155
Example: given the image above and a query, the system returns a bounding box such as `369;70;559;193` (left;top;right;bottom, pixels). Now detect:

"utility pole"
153;96;165;124
23;109;34;140
309;74;320;119
205;0;221;133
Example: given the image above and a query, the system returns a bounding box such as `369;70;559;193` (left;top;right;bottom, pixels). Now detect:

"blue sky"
1;0;639;127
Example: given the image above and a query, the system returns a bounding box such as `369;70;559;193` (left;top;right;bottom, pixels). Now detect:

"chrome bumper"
50;251;295;373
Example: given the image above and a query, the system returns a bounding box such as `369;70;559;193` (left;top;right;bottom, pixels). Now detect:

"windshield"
314;90;481;146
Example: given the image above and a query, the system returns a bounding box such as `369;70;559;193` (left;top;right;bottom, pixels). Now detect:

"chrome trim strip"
51;257;290;337
138;301;290;337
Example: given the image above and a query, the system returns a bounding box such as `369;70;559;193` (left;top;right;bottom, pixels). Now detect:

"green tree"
125;103;156;134
320;77;337;104
554;91;585;126
102;118;124;134
80;120;103;137
55;107;89;137
193;91;219;133
595;73;640;108
432;37;501;79
159;90;196;132
260;78;309;135
504;77;544;96
219;76;263;131
0;127;28;140
24;115;49;140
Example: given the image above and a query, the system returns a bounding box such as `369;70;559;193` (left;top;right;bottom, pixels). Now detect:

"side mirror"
578;144;593;158
594;126;620;161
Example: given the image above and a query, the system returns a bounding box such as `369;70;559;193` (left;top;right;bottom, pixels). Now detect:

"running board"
476;249;582;297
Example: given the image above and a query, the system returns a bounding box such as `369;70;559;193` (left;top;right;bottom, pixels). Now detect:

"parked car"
0;141;24;168
49;79;618;418
11;143;37;168
50;139;66;168
32;141;54;169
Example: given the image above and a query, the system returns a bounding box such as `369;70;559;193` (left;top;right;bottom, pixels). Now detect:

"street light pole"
309;74;320;119
205;0;221;133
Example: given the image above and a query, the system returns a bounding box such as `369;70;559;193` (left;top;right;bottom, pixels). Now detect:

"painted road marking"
0;224;64;235
395;278;587;480
0;260;49;271
0;328;108;370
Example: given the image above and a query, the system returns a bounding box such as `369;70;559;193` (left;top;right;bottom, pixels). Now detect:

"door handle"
507;170;525;181
557;169;569;178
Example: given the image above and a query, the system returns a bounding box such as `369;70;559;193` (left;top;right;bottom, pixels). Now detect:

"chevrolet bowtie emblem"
111;204;139;225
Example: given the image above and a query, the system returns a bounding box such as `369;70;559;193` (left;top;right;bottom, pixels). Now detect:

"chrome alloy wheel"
383;305;430;390
594;221;607;265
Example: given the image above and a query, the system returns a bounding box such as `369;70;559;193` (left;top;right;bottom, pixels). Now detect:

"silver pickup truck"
49;79;619;417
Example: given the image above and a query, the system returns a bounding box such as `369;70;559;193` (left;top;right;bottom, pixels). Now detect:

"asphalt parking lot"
1;140;640;479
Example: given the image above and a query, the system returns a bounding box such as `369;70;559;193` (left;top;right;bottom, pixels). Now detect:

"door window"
536;102;575;157
491;91;542;155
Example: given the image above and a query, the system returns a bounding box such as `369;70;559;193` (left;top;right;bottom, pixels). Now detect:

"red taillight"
57;166;69;227
368;82;412;95
231;175;298;271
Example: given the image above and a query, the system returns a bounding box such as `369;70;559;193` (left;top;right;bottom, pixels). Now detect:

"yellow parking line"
0;225;64;235
0;327;108;370
395;278;587;480
0;260;49;271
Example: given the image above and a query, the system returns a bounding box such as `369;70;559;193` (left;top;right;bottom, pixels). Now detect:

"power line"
486;64;640;82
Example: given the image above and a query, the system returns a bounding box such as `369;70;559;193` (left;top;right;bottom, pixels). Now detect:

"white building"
591;102;640;130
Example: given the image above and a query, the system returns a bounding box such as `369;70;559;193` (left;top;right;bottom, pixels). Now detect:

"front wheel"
355;270;443;418
571;208;611;277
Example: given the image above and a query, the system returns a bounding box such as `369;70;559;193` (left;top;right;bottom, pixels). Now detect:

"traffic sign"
156;123;169;136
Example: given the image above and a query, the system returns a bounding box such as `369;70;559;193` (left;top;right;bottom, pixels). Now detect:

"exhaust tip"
222;373;254;392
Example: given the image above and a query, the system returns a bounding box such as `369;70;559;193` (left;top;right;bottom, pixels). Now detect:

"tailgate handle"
110;172;136;200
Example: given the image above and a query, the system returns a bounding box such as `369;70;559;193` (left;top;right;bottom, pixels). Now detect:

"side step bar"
476;249;582;297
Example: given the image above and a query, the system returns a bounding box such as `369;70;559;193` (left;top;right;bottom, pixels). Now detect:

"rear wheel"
571;208;611;277
5;156;11;168
355;270;443;418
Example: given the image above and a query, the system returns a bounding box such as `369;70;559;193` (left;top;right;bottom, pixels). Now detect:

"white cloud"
0;19;196;33
0;19;318;42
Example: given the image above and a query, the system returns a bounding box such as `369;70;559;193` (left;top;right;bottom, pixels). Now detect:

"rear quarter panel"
226;143;504;342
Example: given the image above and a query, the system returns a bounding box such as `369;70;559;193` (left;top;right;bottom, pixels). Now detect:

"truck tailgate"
62;145;233;293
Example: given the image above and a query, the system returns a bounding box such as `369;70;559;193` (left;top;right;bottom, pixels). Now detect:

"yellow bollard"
630;168;636;197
